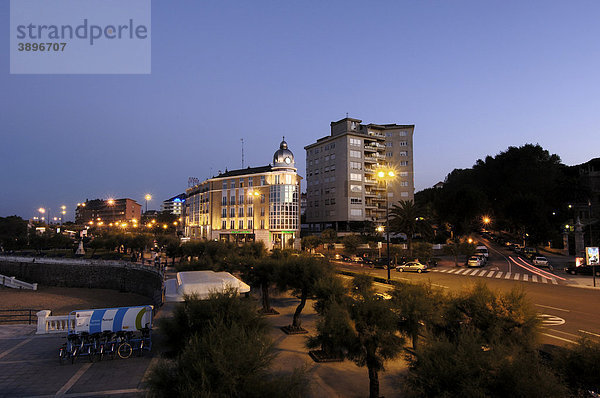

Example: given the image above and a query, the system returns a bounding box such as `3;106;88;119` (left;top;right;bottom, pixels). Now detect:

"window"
330;154;335;160
351;198;362;204
248;207;253;216
238;220;244;229
222;196;227;205
331;198;336;205
315;148;320;154
325;155;330;161
248;179;253;187
261;207;265;216
350;184;362;192
330;143;335;149
399;141;408;146
400;172;408;177
350;138;361;146
350;209;363;216
239;178;244;187
275;175;280;184
239;194;244;204
315;201;319;207
230;195;235;205
399;151;408;156
315;169;320;175
386;142;393;147
230;220;235;229
325;145;329;150
400;161;409;166
350;173;362;181
230;208;235;217
385;132;393;137
230;181;235;189
260;194;265;204
325;199;330;205
386;152;393;157
400;181;409;187
248;219;253;229
239;207;244;217
222;181;227;190
350;161;362;170
350;150;361;158
260;220;265;229
260;176;265;185
315;159;319;164
222;208;226;217
399;131;407;136
222;220;227;229
401;192;409;197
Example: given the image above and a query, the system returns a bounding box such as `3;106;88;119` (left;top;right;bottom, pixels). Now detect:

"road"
335;239;600;347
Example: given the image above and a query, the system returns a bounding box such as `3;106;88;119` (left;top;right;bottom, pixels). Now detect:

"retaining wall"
0;256;163;307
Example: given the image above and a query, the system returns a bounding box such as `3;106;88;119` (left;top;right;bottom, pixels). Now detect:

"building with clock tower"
184;139;301;250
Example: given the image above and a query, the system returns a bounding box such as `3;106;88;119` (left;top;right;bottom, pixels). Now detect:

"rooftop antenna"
241;138;244;168
346;112;348;118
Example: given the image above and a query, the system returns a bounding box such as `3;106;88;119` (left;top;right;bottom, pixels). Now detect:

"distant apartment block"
75;198;141;225
305;117;414;232
184;139;302;250
161;193;186;215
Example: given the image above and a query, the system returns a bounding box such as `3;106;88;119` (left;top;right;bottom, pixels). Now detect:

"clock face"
284;157;291;164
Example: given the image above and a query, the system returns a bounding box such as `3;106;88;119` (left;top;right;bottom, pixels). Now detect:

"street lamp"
145;194;152;213
38;207;47;224
61;205;66;225
376;168;396;283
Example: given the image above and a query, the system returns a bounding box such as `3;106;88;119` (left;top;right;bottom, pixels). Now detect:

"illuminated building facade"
184;140;302;250
75;198;141;226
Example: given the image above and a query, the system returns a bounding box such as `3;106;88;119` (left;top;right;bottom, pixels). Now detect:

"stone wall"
0;257;163;306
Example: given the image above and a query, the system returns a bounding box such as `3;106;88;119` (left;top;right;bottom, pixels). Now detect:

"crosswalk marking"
431;267;561;286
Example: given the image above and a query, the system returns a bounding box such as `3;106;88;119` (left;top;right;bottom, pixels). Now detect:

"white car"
467;256;482;268
532;256;551;269
396;261;428;273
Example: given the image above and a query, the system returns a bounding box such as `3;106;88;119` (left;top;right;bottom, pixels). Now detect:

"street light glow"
145;194;152;201
38;208;45;214
482;216;491;224
107;198;115;206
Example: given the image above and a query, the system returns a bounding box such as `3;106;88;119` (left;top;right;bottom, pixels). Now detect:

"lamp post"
145;194;152;214
376;169;396;283
107;198;115;224
61;205;66;225
38;207;47;224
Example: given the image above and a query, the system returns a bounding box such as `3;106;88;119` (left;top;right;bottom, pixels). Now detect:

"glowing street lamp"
375;168;397;283
144;194;152;213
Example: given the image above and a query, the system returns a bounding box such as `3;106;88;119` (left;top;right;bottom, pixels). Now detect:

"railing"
0;309;40;324
0;274;38;290
36;310;75;334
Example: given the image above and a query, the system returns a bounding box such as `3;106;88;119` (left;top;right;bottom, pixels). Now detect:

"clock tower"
272;137;296;171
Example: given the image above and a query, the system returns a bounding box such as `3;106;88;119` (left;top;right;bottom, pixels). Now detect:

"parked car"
467;256;482;268
396;261;428;273
311;252;326;258
564;265;600;276
532;256;551;269
334;253;352;262
370;257;391;269
475;245;489;258
350;255;364;264
475;254;487;265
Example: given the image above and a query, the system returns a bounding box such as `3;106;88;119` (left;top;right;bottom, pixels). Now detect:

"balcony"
364;145;377;152
364;178;378;185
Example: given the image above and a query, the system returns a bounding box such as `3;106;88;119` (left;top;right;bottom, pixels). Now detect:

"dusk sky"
2;1;600;220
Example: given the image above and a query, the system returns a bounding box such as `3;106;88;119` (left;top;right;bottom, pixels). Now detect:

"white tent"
165;271;251;302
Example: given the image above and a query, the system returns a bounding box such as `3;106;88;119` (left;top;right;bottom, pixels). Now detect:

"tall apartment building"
305;117;414;232
75;198;142;225
184;140;302;250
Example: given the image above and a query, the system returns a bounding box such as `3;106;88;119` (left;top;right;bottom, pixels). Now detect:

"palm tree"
389;200;432;257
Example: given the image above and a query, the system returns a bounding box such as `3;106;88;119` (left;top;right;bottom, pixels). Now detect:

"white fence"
0;273;37;290
36;310;74;334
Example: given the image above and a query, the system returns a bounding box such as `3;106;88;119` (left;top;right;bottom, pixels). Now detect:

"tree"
443;237;476;266
278;255;333;331
342;234;361;256
147;292;309;398
321;228;337;253
243;257;281;314
553;336;600;395
309;274;404;398
391;281;443;350
301;235;321;253
390;200;432;257
0;216;28;251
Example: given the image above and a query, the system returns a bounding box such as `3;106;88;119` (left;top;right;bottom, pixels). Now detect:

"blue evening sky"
2;1;600;219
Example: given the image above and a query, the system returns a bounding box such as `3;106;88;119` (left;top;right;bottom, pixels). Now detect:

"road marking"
505;272;511;279
548;329;580;338
495;272;503;278
532;275;538;283
535;304;570;312
0;337;33;360
56;362;93;396
514;273;520;280
541;332;578;344
469;269;479;275
487;271;495;278
538;314;566;326
579;330;600;338
523;274;529;282
439;269;448;273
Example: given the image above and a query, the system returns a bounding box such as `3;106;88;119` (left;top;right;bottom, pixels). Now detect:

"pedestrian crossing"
433;267;558;284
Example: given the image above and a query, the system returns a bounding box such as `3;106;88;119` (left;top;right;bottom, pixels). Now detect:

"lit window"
350;173;362;181
230;220;235;229
350;209;363;216
350;150;361;158
350;185;362;192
